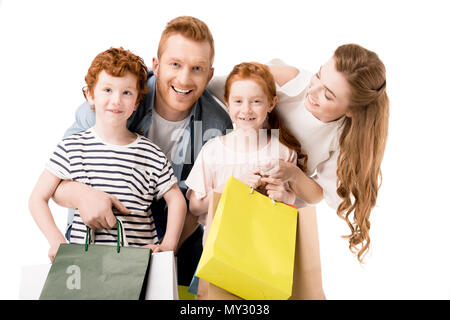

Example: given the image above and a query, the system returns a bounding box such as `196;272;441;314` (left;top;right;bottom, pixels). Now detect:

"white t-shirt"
208;59;345;209
270;59;345;209
185;135;297;226
146;109;191;164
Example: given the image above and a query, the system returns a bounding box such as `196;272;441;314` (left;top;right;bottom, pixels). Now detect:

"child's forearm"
29;171;67;248
161;204;186;250
29;198;67;246
160;186;187;251
291;169;324;204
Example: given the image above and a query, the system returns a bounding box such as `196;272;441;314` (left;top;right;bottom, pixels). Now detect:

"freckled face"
226;80;276;131
86;70;139;125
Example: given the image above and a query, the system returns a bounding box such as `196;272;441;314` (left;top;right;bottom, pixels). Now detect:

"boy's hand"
48;239;67;263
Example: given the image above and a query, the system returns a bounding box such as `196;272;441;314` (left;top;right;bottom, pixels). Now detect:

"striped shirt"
46;128;178;247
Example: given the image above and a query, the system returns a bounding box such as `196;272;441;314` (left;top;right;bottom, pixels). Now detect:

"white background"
1;0;449;299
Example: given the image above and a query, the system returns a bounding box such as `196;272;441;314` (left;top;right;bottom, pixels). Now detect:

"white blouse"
208;59;345;209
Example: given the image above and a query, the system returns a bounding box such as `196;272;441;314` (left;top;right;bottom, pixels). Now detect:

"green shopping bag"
39;219;152;300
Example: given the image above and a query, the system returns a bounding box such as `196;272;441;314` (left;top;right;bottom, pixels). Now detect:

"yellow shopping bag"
196;176;298;300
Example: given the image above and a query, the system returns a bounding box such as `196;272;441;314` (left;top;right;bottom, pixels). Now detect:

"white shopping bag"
145;251;178;300
19;251;179;300
19;264;51;300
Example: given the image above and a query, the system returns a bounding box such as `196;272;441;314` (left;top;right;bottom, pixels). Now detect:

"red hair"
224;62;308;171
84;47;148;105
158;16;214;66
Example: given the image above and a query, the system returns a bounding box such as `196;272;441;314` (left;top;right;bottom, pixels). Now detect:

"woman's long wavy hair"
334;44;389;263
224;62;308;172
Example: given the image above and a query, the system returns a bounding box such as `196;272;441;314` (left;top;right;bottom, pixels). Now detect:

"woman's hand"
258;160;298;185
261;160;324;205
263;177;296;205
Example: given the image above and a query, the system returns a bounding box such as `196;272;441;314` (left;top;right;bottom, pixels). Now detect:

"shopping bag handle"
85;218;125;253
250;187;276;206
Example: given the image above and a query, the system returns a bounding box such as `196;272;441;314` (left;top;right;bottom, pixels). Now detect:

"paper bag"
20;251;178;300
38;219;152;299
199;192;325;300
196;177;298;300
288;205;325;299
145;251;178;300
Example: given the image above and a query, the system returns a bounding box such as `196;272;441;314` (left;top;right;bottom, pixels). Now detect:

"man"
53;16;233;286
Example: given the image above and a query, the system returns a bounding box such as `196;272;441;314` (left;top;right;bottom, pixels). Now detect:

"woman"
263;43;389;263
209;43;389;263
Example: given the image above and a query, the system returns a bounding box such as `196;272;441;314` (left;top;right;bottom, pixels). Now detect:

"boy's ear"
85;88;95;106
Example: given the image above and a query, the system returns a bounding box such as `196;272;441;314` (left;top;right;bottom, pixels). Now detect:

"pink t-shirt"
185;134;297;226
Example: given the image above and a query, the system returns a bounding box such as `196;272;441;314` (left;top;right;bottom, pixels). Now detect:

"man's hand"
53;180;131;230
77;188;131;230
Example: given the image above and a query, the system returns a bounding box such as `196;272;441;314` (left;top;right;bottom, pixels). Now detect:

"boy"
29;47;186;262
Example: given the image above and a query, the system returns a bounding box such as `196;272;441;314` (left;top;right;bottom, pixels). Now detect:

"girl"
185;62;322;233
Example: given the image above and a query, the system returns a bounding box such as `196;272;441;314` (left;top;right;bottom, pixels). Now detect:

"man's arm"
53;101;95;209
207;64;299;104
53;180;131;229
63;101;96;137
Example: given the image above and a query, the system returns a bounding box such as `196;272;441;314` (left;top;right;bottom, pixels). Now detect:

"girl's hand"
263;177;296;205
258;160;297;185
157;242;177;252
141;243;162;253
141;240;178;253
239;170;262;189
